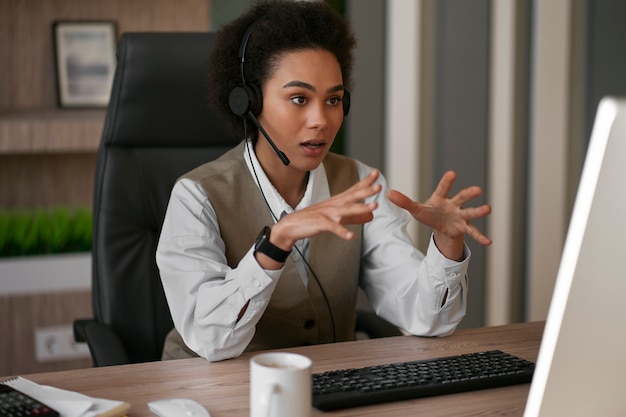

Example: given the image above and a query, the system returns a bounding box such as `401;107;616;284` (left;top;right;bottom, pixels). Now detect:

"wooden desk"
9;321;544;417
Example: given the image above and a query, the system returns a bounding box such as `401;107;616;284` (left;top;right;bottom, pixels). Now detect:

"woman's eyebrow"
283;80;314;91
327;84;345;93
283;80;345;94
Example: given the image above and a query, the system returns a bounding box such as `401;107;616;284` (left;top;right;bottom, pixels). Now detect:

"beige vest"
162;142;362;360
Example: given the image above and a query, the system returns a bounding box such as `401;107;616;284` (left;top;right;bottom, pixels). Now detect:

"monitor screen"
524;96;626;416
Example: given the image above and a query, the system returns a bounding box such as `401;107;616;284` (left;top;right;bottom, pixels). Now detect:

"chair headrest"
103;32;238;147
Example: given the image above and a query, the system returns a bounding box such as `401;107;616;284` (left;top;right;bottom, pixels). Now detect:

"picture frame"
52;21;117;108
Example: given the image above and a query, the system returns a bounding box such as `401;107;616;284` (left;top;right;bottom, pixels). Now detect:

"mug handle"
260;383;280;417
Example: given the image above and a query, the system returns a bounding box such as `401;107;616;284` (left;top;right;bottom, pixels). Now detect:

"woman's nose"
306;102;329;130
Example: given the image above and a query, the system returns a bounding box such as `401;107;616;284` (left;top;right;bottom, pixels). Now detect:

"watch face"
255;226;271;251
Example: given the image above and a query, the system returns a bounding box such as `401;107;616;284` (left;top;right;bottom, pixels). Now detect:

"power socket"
34;325;91;363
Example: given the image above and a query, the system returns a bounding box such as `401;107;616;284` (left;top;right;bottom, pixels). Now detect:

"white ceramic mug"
250;352;312;417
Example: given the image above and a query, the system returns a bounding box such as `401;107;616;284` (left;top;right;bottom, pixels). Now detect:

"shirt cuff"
426;234;471;285
237;246;282;301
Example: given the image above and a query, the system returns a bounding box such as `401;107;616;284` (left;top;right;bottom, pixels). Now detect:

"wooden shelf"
0;109;104;154
0;0;215;377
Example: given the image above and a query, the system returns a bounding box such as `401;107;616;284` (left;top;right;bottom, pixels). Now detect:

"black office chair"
73;32;240;366
74;31;400;368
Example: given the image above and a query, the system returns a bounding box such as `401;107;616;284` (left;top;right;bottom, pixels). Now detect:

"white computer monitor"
524;96;626;416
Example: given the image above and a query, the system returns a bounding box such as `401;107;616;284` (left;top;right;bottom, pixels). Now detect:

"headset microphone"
246;110;290;166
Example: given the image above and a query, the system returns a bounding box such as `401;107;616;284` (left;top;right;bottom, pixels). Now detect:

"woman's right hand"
255;169;382;269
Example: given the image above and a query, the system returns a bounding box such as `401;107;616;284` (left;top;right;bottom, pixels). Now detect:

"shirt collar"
243;139;330;221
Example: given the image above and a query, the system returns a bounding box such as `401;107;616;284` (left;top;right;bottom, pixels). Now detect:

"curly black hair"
207;0;357;138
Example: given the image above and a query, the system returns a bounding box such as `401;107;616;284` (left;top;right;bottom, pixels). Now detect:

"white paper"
1;377;128;417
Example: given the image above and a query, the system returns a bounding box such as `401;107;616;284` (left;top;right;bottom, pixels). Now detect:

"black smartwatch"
254;226;290;263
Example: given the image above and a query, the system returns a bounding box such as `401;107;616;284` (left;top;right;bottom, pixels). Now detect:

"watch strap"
255;226;290;263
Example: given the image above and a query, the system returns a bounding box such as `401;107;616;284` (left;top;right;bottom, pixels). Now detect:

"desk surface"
10;321;544;417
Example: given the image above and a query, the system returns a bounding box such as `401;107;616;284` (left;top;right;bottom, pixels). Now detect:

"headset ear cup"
229;85;251;117
342;89;351;117
228;84;263;117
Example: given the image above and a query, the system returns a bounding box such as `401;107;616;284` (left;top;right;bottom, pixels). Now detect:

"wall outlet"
34;325;91;363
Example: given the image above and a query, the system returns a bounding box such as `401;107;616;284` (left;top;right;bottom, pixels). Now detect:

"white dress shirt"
156;140;471;361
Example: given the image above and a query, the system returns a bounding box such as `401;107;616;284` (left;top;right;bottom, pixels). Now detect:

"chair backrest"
92;32;239;363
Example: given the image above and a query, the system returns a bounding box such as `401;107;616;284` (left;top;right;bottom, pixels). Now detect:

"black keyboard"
312;350;534;411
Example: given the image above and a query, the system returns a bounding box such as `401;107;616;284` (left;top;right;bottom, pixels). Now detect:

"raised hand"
265;169;382;265
387;171;492;261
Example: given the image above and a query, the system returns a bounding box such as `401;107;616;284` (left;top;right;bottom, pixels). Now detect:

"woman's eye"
327;97;340;106
291;96;307;105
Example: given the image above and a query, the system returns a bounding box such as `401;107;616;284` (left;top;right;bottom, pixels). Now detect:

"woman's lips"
300;140;327;156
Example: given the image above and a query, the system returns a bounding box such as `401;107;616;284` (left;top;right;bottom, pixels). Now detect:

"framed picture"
53;21;117;108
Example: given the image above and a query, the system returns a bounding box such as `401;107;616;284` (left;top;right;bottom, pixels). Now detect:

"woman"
156;0;492;362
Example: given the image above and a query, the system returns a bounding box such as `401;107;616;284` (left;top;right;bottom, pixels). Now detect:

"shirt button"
252;279;261;287
291;253;299;262
448;272;457;278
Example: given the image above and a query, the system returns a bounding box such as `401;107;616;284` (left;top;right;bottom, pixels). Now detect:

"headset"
228;19;351;167
227;22;265;119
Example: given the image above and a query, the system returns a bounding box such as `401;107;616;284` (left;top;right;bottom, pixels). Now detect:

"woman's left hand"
387;170;492;261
